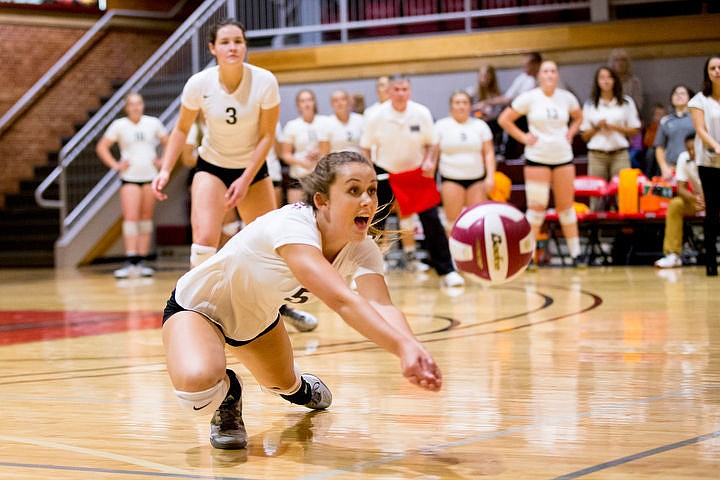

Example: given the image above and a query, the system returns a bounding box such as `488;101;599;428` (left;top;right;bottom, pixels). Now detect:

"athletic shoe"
137;260;155;277
281;306;318;332
401;251;430;273
654;253;682;269
573;254;589;269
113;262;135;279
289;373;332;410
210;371;247;450
440;271;465;288
526;260;538;272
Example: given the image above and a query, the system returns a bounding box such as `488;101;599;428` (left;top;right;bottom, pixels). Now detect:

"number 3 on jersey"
284;287;309;304
226;107;237;125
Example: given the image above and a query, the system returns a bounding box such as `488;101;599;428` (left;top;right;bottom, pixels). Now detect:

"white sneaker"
137;261;155;277
440;271;465;288
654;253;682;269
113;262;134;279
280;306;318;332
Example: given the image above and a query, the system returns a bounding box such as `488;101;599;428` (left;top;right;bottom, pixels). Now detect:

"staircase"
0;157;60;267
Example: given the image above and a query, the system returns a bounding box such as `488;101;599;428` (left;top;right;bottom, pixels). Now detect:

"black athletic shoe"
210;371;247;450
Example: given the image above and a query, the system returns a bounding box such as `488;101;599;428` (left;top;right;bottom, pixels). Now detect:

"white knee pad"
190;243;217;268
558;207;577;225
525;181;550;209
174;378;229;416
260;364;302;396
398;216;416;232
138;220;153;234
221;220;242;237
525;209;546;227
122;221;140;237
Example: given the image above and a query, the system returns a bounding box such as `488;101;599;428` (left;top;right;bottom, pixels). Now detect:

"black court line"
551;430;720;480
0;461;254;480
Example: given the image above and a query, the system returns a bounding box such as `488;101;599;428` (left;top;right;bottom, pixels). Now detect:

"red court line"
0;310;161;345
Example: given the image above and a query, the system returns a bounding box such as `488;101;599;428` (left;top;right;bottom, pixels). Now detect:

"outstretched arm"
278;243;442;391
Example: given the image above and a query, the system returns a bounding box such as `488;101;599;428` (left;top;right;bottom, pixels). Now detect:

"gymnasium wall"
0;18;170;201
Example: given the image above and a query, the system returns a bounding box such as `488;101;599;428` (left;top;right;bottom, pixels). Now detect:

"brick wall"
0;24;169;204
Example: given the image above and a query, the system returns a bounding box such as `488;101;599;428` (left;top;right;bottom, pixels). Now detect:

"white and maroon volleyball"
449;201;534;285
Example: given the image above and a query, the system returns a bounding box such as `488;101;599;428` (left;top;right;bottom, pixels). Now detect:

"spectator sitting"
654;134;704;268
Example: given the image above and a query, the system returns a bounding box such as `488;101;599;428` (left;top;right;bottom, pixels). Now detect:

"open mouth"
354;216;369;229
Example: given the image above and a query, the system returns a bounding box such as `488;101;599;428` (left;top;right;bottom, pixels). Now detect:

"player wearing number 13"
498;60;585;266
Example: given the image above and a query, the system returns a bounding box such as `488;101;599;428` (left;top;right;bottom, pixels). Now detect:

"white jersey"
360;100;434;173
504;72;537;101
282;115;328;179
103;115;167;182
174;204;385;342
688;92;720;168
675;151;702;195
511;87;580;165
323;112;364;153
581;96;640;151
181;64;280;169
434;116;493;179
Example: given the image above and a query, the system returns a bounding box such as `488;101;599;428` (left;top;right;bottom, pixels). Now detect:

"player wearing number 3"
161;151;443;450
151;18;317;331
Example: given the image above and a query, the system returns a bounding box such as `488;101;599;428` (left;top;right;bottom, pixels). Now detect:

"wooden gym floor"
0;263;718;479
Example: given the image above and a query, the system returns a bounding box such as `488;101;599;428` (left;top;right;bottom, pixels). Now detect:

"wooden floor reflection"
0;264;718;479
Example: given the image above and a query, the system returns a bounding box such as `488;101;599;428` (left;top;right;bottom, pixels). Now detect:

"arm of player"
96;136;127;172
278;243;442;391
498;107;536;146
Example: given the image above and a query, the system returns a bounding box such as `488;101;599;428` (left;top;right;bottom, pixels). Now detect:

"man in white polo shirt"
361;74;464;287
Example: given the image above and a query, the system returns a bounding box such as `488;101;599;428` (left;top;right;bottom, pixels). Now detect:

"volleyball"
449;201;534;285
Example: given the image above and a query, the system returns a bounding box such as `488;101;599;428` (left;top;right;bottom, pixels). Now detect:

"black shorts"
121;179;152;186
196;157;269;189
524;159;574;170
162;289;280;347
440;174;486;189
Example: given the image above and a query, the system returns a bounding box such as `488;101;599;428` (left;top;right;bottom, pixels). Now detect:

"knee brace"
558;207;577;225
221;220;242;237
260;364;302;396
122;221;139;237
190;243;217;268
525;208;546;227
138;220;153;234
174;378;229;416
524;181;550;209
398;216;416;232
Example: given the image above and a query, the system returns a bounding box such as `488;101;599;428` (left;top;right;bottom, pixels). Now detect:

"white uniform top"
360;100;434;173
504;72;537;101
688;92;720;168
434;116;493;180
265;122;283;182
675;151;702;195
103;115;167;182
511;87;580;165
581;96;641;151
363;100;387;125
282;115;329;179
181;64;280;169
174;204;385;342
323;112;364;153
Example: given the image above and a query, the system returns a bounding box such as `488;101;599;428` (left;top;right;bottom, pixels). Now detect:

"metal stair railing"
0;0;191;138
34;0;235;238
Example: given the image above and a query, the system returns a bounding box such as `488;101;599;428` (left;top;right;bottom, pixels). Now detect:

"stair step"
0;232;57;250
0;250;54;268
0;207;59;222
